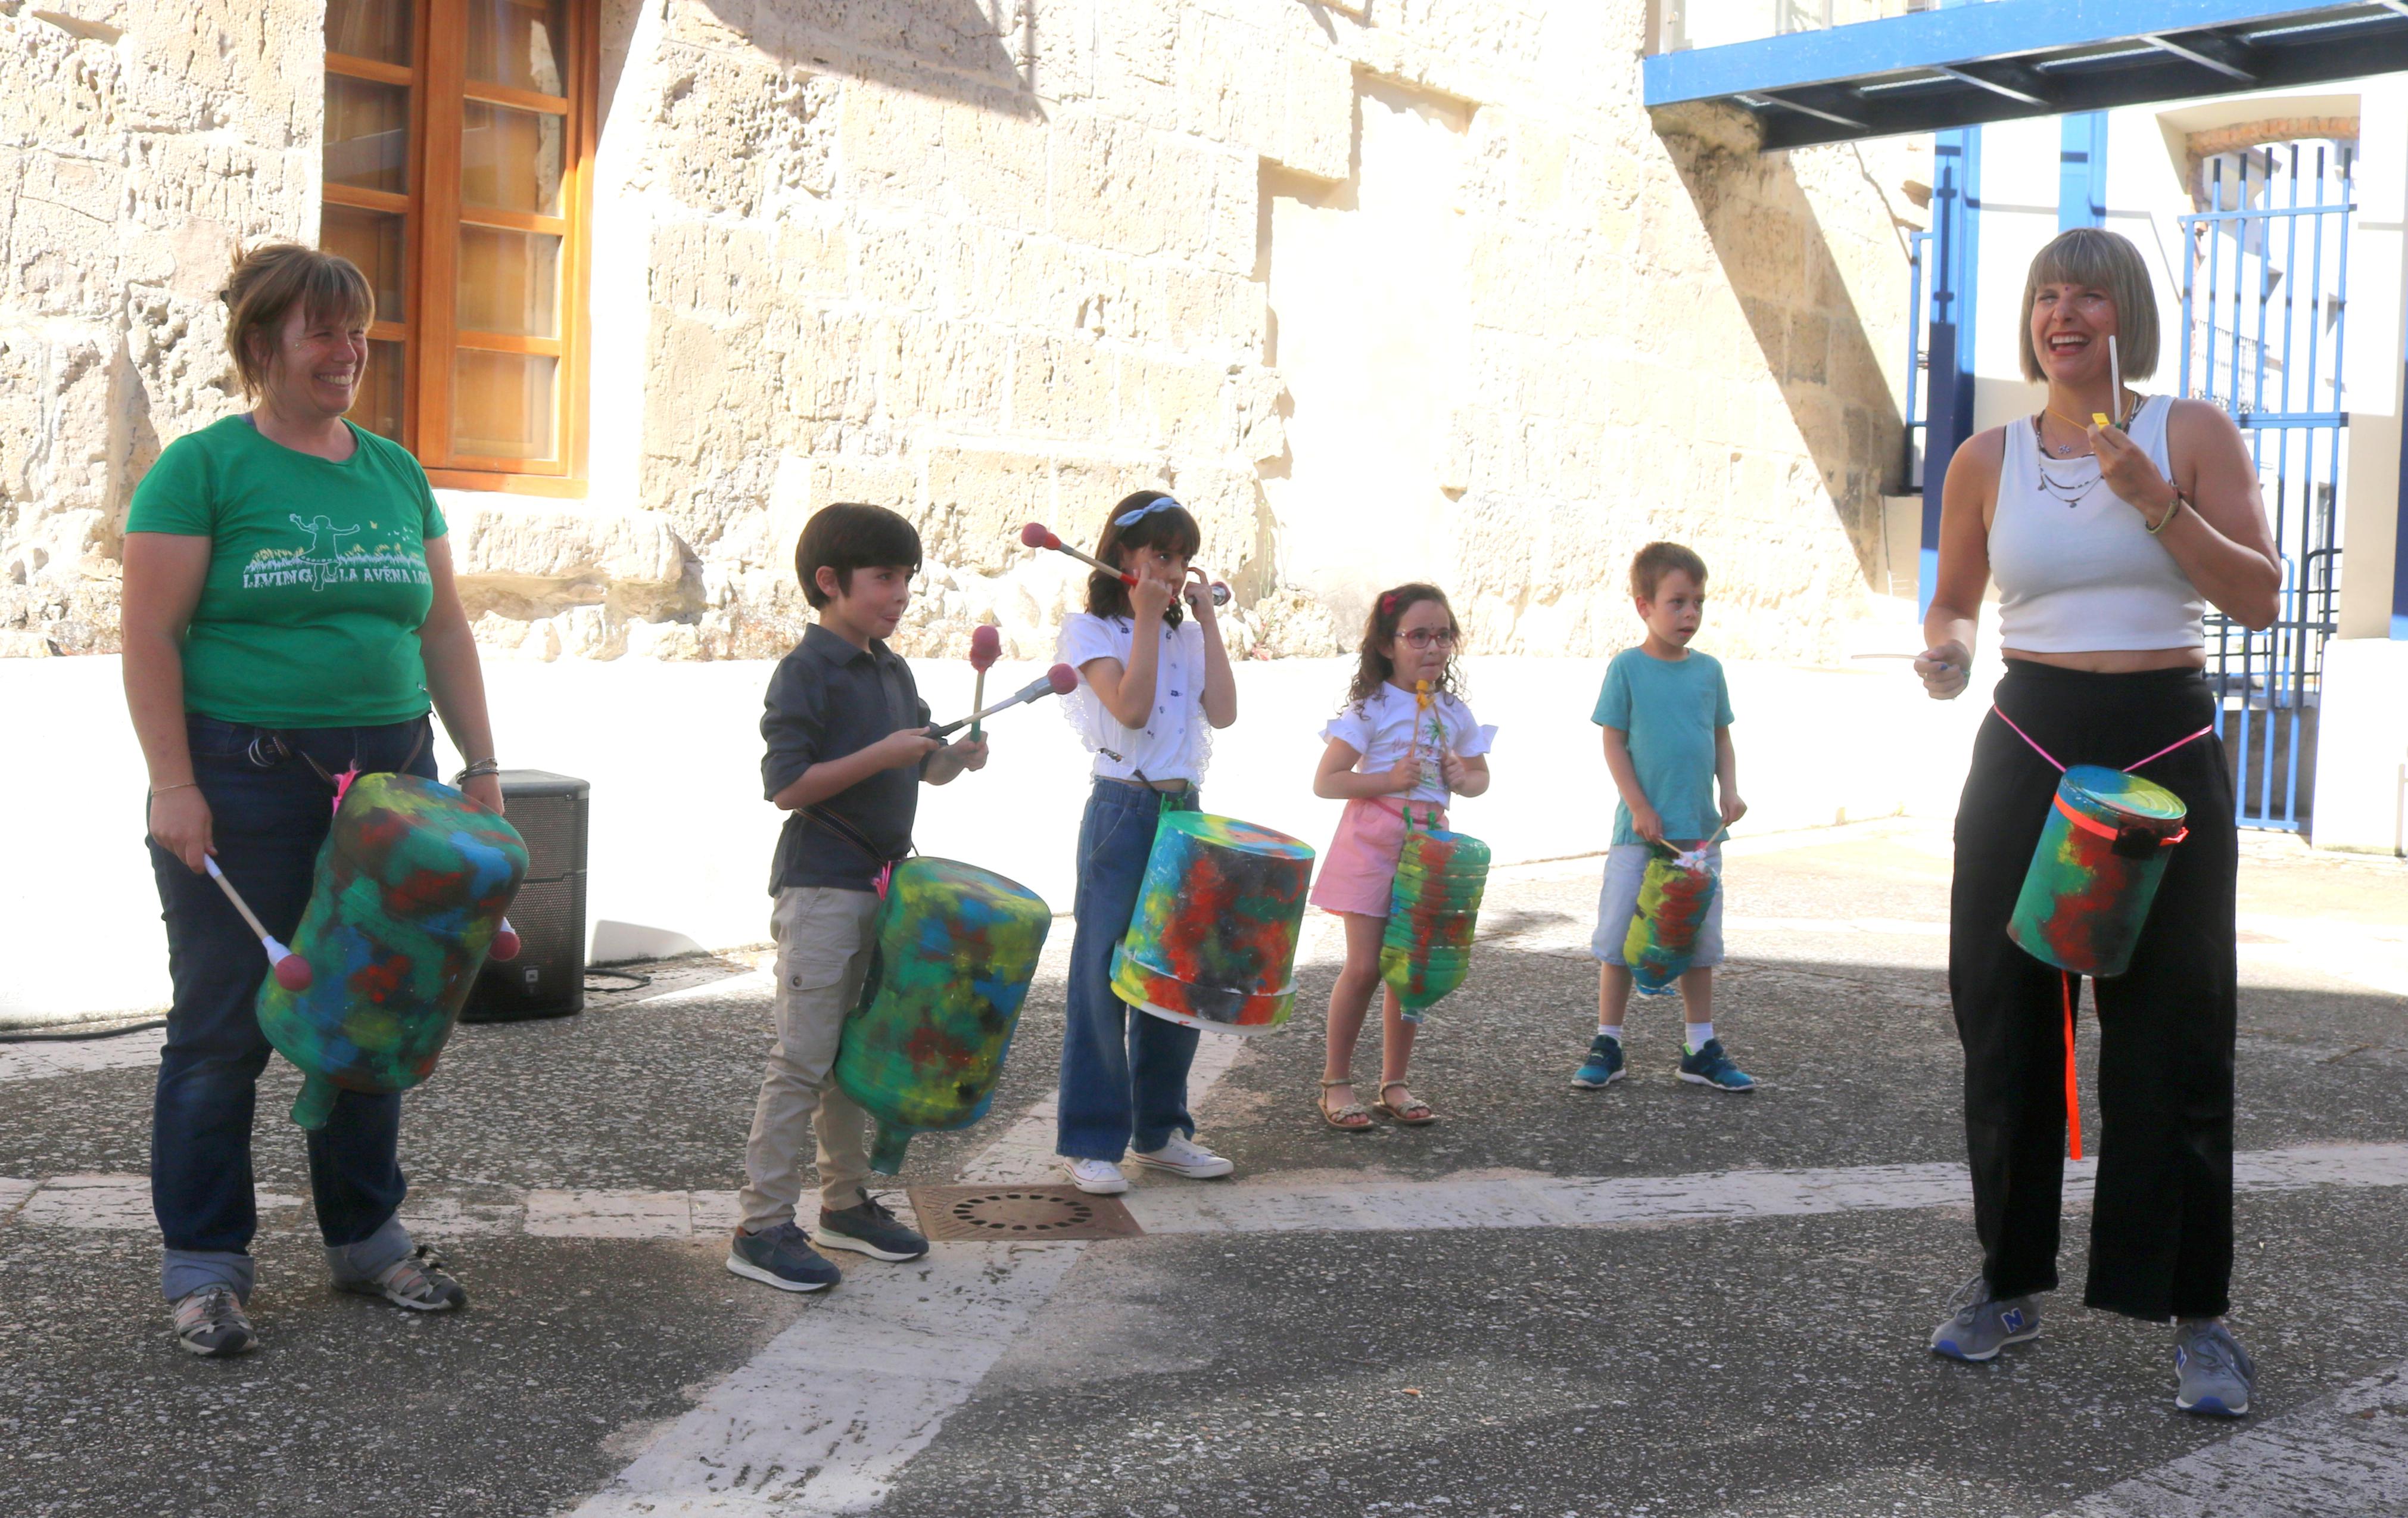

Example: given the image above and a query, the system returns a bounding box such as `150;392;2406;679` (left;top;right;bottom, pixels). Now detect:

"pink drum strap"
1993;705;2216;777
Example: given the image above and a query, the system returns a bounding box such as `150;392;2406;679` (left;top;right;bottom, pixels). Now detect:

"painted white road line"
0;1027;164;1084
569;1006;1273;1517
11;1144;2407;1241
2049;1361;2408;1517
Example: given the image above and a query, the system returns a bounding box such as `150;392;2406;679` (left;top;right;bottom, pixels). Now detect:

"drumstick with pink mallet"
930;664;1079;739
203;857;314;991
1018;522;1231;606
967;623;1002;744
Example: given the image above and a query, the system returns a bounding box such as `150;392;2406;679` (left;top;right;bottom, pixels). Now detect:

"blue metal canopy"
1644;0;2408;150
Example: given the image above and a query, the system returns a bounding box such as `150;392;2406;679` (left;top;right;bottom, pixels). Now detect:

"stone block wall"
1;0;1920;665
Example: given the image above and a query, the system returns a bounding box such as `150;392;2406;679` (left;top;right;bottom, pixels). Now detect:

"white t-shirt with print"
1058;612;1210;783
1319;683;1496;805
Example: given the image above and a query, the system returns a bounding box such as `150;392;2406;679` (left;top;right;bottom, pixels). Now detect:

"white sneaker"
1129;1133;1234;1180
1062;1158;1129;1195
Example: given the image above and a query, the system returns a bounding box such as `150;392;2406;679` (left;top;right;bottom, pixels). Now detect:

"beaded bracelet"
453;759;501;786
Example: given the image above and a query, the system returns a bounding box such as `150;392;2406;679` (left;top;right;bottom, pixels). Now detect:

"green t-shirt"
1592;646;1735;847
125;415;448;727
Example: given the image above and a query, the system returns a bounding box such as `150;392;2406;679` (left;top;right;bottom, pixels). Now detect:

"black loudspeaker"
460;770;589;1024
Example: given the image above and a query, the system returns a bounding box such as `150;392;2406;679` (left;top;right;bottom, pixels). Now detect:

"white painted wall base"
2312;636;2408;857
1;648;1986;1028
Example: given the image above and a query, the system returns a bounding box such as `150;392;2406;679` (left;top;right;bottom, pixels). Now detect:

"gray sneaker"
170;1284;258;1358
337;1245;467;1312
2174;1320;2254;1417
1928;1276;2041;1362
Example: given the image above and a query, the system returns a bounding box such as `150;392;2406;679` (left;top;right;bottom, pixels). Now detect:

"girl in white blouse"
1310;584;1494;1129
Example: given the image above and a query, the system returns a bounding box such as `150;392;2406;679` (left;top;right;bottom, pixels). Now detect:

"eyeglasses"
1399;629;1457;650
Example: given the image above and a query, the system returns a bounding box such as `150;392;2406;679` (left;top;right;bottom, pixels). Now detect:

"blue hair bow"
1113;494;1180;528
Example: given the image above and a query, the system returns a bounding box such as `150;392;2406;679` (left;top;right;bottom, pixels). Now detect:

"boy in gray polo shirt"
1573;542;1755;1095
730;503;989;1293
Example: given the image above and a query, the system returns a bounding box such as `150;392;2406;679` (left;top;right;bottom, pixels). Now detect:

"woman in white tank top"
1912;229;2281;1417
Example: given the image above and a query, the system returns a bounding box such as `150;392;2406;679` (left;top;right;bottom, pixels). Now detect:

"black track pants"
1948;660;2238;1321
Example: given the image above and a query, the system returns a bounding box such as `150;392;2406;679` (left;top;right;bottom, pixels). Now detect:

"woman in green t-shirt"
121;244;507;1358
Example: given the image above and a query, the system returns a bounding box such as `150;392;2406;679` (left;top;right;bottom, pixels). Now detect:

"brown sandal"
1375;1080;1438;1126
1319;1078;1375;1131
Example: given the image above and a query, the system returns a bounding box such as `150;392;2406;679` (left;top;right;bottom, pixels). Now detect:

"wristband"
150;780;200;796
2146;489;2183;535
453;758;501;786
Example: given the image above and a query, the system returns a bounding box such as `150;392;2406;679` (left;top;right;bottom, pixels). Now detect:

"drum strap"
289;724;432;815
803;804;909;898
1992;704;2214;777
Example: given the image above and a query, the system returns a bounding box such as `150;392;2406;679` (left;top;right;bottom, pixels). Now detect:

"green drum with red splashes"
1112;812;1316;1036
1621;844;1719;994
834;857;1051;1174
1379;818;1490;1020
2008;764;2188;978
256;773;527;1130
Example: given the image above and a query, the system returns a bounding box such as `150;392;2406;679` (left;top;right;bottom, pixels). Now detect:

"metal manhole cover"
905;1184;1142;1242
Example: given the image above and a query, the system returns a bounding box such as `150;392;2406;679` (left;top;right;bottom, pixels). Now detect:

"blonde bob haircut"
222;243;375;400
2017;227;2158;385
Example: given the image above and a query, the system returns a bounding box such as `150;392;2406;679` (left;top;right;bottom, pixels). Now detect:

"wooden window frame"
322;1;597;498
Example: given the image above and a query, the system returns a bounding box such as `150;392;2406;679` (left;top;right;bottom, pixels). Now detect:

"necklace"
2036;393;2135;456
2032;448;2101;509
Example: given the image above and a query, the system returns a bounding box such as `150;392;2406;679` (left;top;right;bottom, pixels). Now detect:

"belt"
1101;775;1191;794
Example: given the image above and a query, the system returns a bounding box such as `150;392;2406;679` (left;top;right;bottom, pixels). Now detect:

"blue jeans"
1057;780;1201;1161
148;715;435;1302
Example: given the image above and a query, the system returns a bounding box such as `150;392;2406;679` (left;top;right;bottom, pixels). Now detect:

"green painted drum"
1379;816;1490;1019
256;773;528;1130
834;857;1051;1173
1621;844;1719;994
1112;812;1316;1036
2007;764;2189;978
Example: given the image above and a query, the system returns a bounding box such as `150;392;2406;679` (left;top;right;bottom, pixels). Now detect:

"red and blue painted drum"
2008;764;2187;978
1621;844;1718;994
1111;812;1316;1036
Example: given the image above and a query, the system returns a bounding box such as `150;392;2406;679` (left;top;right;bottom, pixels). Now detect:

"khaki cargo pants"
738;886;882;1230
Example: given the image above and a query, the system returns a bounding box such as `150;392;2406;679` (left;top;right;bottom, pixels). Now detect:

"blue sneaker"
1572;1033;1626;1090
726;1221;842;1292
2174;1321;2254;1417
1929;1276;2041;1362
1677;1038;1755;1092
812;1192;929;1262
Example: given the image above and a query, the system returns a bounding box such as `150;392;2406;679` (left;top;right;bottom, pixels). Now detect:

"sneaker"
170;1284;257;1358
337;1245;466;1312
726;1221;842;1293
1062;1157;1129;1195
1928;1276;2041;1362
1677;1037;1756;1093
2174;1321;2255;1417
1572;1032;1627;1090
812;1192;929;1262
1129;1133;1234;1180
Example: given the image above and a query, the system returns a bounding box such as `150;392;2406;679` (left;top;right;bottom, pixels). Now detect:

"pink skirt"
1309;798;1449;917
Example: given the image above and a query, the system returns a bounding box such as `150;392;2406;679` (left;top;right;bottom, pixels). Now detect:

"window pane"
326;0;413;66
459;100;562;215
350;340;406;441
467;0;566;95
453;349;557;460
457;225;559;338
321;204;407;323
326;76;410;194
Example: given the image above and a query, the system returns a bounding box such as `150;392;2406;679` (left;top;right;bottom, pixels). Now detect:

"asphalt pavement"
3;820;2404;1517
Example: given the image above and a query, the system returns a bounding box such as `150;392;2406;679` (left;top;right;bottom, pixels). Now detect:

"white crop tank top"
1989;394;2205;653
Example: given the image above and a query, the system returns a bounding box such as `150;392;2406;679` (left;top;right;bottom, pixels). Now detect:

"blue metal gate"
2179;141;2354;831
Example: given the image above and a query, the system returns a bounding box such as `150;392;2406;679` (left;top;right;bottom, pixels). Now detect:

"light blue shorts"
1590;842;1724;969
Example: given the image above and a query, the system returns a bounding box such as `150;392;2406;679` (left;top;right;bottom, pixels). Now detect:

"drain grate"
905;1184;1144;1242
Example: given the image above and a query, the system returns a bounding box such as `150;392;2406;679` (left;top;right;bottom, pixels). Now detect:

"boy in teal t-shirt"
1574;542;1755;1094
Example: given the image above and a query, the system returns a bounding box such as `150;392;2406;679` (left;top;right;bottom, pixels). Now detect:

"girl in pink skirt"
1310;584;1495;1130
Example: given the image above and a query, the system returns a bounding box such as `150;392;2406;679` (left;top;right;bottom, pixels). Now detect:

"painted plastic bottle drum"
1113;813;1316;1036
1621;845;1720;994
2008;764;2189;978
256;773;528;1130
1380;818;1491;1020
834;857;1051;1174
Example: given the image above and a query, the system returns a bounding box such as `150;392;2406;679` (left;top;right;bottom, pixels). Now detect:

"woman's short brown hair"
2018;228;2159;385
222;243;375;399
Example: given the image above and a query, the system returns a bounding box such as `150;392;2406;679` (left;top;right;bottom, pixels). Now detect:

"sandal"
1319;1078;1375;1132
1374;1080;1438;1126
